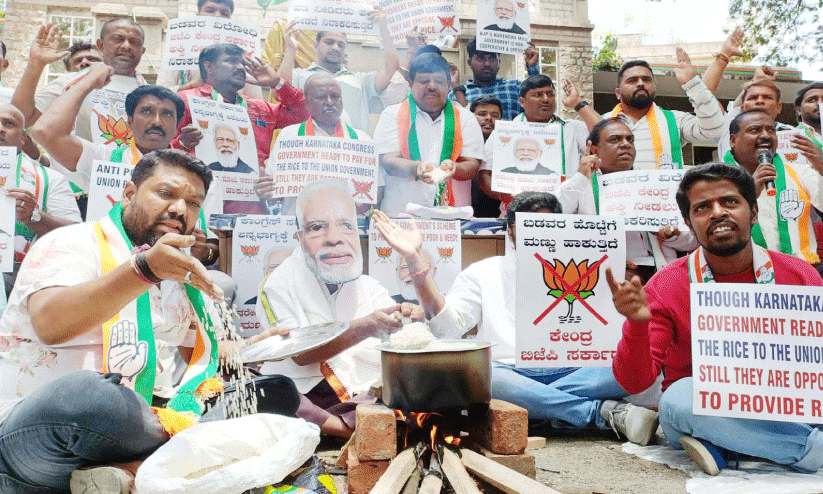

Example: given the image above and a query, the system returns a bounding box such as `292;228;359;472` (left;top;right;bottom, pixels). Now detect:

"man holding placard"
450;37;539;121
609;162;823;475
173;43;309;170
0;104;81;295
257;73;374;214
375;53;484;215
558;118;696;281
723;110;823;264
156;0;262;100
478;74;588;216
278;7;399;134
373;194;661;446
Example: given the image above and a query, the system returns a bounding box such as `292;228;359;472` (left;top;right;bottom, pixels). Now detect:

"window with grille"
45;14;94;83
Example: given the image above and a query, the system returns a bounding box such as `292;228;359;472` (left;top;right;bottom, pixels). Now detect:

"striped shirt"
449;64;540;121
608;76;725;169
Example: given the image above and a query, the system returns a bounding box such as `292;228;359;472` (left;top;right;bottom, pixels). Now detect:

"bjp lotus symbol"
240;244;260;263
437;246;455;263
785;153;799;162
375;246;393;262
533;254;609;325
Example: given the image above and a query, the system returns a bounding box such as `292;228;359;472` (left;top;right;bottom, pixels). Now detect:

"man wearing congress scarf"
567;53;725;170
0;150;228;493
375;53;484;216
795;82;823;147
610;162;823;476
723;110;823;265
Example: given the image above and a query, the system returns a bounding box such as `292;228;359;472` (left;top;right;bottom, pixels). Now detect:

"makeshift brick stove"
341;400;564;494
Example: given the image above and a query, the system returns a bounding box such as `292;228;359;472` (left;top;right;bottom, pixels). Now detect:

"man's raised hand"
674;47;696;84
372;209;423;259
30;24;71;67
605;267;650;322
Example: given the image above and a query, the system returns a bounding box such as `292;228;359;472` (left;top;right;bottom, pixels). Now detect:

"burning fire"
396;411;462;449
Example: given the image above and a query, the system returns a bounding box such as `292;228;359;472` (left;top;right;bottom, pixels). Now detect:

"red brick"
470;399;528;454
346;443;391;494
353;403;397;461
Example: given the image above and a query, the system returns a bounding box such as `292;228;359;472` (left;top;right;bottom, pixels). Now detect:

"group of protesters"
0;0;822;491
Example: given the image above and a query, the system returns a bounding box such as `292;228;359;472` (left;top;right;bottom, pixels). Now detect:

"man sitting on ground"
609;162;823;475
257;179;421;438
372;192;660;445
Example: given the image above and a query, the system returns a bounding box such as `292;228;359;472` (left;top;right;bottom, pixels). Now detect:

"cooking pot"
379;339;494;412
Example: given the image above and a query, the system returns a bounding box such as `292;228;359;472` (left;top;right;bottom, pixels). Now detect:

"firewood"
369;446;418;494
459;448;564;494
440;448;482;494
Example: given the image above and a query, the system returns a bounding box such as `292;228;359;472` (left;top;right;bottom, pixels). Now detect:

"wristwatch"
273;78;286;91
574;100;589;112
30;208;41;223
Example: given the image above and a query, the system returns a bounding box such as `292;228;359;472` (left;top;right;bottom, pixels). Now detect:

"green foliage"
592;34;623;72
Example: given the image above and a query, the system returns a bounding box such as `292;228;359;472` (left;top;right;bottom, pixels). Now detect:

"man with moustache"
173;43;309;172
207;124;254;173
0;149;228;494
501;136;554;175
557;118;696;282
471;96;504;216
375;53;484;215
564;53;725;170
722;109;823;264
14;19;147;144
796;82;823;146
257;180;421;438
256;73;372;215
609;162;823;476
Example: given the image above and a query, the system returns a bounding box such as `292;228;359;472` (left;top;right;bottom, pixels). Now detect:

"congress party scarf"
398;95;463;206
688;244;775;284
96;202;218;414
610;103;682;168
721;150;815;261
298;118;358;139
798;124;822;149
110;145;207;231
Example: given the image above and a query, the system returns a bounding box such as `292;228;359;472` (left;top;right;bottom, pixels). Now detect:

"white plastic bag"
135;414;321;494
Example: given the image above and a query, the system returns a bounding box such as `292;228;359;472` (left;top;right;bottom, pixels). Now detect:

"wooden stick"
369;447;418;494
401;464;423;494
440;448;482;494
459;448;564;494
418;454;443;494
335;435;353;468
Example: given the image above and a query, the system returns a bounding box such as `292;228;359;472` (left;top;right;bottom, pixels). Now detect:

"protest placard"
163;16;259;70
88;88;131;147
86;160;131;222
691;283;823;424
596;169;685;232
232;215;299;337
378;0;460;45
491;121;562;195
515;213;626;367
777;129;810;167
0;87;12;105
188;96;258;206
269;135;379;203
368;218;461;303
288;0;375;36
476;0;530;55
0;148;16;273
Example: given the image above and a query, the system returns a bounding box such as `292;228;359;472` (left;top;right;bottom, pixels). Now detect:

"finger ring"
184;271;192;283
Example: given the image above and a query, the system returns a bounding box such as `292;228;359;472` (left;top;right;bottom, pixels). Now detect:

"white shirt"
609;76;725;169
14;155;82;261
374;102;485;216
428;253;517;363
257;248;395;394
293;64;382;134
35;71;144;145
717;102;794;158
0;221;206;423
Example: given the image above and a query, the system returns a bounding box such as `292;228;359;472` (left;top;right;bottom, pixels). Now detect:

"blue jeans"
659;377;823;472
490;362;628;429
0;371;168;494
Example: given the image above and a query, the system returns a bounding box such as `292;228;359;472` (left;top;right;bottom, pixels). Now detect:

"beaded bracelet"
410;264;431;279
715;52;730;64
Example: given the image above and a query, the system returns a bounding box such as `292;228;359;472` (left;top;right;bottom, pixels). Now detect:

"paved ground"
317;430;691;494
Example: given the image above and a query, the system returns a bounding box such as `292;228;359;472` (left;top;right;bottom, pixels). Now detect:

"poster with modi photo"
476;0;530;55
